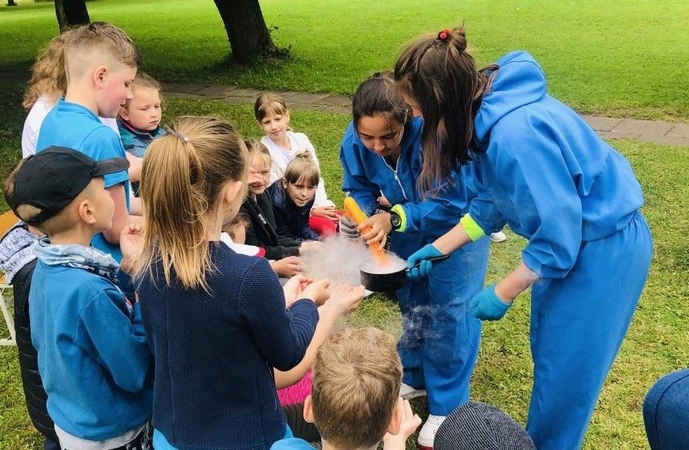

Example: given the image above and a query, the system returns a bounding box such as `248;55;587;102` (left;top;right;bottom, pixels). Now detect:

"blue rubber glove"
470;284;512;321
406;244;443;279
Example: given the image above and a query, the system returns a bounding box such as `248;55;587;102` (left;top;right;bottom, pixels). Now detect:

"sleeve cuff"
391;204;408;233
460;214;486;242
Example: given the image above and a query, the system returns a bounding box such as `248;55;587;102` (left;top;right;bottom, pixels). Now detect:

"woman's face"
283;175;317;208
248;154;271;195
356;114;404;159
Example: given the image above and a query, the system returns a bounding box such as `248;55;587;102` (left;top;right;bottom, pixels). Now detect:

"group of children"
0;21;366;450
1;18;662;450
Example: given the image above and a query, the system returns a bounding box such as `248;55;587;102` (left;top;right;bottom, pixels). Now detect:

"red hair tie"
438;28;451;40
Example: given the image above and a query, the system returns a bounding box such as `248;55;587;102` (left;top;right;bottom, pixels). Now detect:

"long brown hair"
137;116;247;291
394;26;496;194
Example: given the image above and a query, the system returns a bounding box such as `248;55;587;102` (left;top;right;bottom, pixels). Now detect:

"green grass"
0;86;688;448
0;1;687;445
1;0;688;120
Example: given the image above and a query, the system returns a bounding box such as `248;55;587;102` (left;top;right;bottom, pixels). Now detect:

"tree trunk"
7;0;17;7
54;0;90;32
213;0;279;64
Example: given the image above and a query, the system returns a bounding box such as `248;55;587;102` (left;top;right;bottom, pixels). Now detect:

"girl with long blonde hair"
136;116;330;449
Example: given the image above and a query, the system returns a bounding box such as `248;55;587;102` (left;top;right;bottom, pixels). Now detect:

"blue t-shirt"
37;99;130;261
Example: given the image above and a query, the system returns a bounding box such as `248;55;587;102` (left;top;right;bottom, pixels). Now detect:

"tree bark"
54;0;90;32
213;0;279;64
7;0;17;7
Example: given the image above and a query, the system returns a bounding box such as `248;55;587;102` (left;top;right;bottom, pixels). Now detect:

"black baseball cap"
9;146;129;226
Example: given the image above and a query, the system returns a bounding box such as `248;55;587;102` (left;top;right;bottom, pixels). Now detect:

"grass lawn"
0;85;688;448
0;0;687;446
1;0;688;121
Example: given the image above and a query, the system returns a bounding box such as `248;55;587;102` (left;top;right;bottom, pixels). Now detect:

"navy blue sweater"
137;242;319;449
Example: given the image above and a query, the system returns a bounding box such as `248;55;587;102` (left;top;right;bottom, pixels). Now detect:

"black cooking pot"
360;254;449;292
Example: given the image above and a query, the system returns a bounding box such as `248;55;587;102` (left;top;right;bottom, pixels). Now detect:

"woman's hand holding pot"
406;244;444;279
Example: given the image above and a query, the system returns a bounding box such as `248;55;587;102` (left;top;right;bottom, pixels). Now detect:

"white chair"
0;209;20;346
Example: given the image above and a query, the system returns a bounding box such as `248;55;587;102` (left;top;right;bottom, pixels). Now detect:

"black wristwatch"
389;211;402;231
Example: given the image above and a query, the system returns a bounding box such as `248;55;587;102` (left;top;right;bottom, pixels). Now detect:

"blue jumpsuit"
340;118;490;415
467;51;653;449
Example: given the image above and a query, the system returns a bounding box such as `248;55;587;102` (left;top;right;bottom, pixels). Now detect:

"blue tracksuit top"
470;51;644;279
29;262;153;440
340;117;479;257
36;99;131;261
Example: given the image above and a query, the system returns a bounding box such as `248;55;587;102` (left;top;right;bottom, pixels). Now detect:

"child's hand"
382;398;422;450
301;278;331;306
320;283;365;317
270;256;302;277
311;206;340;222
283;274;312;308
119;223;143;275
299;240;324;255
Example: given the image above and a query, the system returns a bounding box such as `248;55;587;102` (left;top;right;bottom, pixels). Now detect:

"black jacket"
240;192;301;260
13;259;59;442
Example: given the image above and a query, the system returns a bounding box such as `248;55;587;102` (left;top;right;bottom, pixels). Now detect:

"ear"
223;179;244;206
285;110;291;123
303;395;315;424
92;65;108;89
119;105;130;121
386;397;404;435
281;178;288;189
76;198;97;225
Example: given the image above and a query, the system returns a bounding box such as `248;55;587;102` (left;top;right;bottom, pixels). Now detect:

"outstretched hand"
406;244;443;279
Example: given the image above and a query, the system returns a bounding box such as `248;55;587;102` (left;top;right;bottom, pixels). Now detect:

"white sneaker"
490;231;507;243
399;383;427;400
417;414;446;450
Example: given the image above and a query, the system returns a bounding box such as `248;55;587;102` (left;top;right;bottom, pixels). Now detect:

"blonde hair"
138;116;247;291
244;139;271;160
63;21;141;82
253;92;289;122
311;327;402;448
283;152;319;187
22;28;78;110
121;71;162;109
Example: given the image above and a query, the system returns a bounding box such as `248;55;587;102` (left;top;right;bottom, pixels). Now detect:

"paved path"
2;69;686;147
160;82;689;147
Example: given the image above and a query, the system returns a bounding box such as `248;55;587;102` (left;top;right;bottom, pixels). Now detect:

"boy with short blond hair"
3;146;153;449
272;327;421;450
117;71;166;159
36;21;142;261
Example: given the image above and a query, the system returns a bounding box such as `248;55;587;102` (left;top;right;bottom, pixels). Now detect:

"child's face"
248;154;271;195
284;175;317;208
98;64;137;119
258;111;290;141
120;87;162;131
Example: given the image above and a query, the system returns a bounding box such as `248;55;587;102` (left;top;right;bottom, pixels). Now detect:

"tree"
213;0;280;64
54;0;90;31
7;0;17;7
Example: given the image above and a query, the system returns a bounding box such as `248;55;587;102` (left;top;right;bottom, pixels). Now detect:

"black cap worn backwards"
10;146;129;226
